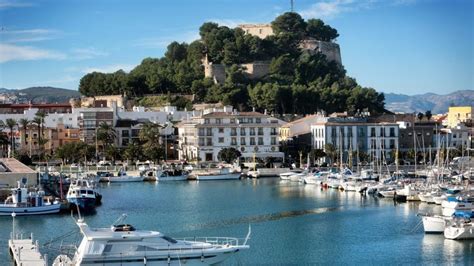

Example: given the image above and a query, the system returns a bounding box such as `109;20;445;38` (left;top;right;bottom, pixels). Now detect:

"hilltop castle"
203;23;343;84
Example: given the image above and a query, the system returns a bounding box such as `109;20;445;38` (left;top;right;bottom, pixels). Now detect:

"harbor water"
1;178;473;264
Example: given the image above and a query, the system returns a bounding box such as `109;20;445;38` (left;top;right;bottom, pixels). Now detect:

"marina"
1;177;474;264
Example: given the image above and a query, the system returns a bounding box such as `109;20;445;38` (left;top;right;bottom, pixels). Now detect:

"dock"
9;233;47;266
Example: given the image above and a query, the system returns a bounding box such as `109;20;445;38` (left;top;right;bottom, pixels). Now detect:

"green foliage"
123;142;143;162
55;142;95;163
77;12;384;115
217;147;242;163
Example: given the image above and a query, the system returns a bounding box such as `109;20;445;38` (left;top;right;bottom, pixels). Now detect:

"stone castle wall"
299;39;342;66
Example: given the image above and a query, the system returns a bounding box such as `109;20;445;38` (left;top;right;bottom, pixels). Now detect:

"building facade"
447;106;473;128
311;117;399;162
178;108;283;162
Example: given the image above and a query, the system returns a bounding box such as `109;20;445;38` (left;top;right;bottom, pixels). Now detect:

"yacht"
108;169;144;183
66;178;100;211
279;170;302;180
444;218;474;240
53;215;250;265
421;210;474;234
0;180;60;216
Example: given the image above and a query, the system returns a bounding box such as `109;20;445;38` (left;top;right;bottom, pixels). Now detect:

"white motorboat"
445;220;474;240
248;168;291;178
303;171;328;185
279;170;302;180
53;215;250;265
0;180;60;216
196;168;241;180
289;172;307;182
397;185;420;201
156;169;189;181
108;170;144;183
433;195;446;205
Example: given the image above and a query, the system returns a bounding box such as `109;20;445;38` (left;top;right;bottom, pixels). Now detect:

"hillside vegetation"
79;12;385;115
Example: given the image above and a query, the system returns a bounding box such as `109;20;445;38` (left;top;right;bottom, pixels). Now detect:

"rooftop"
0;158;35;174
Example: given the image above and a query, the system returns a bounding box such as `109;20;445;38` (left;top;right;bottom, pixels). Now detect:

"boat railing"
179;236;242;246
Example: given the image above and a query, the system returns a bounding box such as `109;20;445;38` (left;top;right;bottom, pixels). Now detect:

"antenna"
291;0;294;12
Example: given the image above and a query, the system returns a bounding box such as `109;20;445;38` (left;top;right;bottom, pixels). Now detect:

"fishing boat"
66;178;99;211
53;214;250;265
0;180;60;216
196;168;241;180
156;169;189;181
108;169;144;183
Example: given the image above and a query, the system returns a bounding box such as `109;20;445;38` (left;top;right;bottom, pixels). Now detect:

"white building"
177;107;284;162
311;117;399;162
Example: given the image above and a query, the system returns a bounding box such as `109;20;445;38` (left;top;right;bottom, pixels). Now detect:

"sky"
0;0;472;95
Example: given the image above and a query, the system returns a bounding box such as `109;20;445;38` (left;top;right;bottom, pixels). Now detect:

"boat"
441;193;474;216
53;214;250;265
444;219;474;240
248;168;291;178
279;170;302;180
156;169;189;181
0;180;60;216
108;169;144;183
421;210;474;234
196;168;241;180
66;179;99;211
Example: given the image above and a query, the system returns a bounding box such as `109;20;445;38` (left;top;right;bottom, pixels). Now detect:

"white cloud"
134;31;200;49
299;0;415;19
1;28;61;43
82;64;135;74
71;47;108;60
0;43;66;63
0;0;32;9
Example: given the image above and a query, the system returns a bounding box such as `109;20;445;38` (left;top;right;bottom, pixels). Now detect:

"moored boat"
196;168;241;180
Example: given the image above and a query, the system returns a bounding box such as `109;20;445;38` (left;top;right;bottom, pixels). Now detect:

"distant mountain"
384;90;474;114
0;87;80;103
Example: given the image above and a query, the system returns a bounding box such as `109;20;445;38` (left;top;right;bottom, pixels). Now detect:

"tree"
105;145;121;164
139;122;165;163
218;147;241;163
306;18;339;41
97;122;117;149
123;142;143;162
417;112;424;121
324;143;337;165
309;149;326;165
271;12;306;37
18;118;30;152
5;118;17;157
425;110;432;121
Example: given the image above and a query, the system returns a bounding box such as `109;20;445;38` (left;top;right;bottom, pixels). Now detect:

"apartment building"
177;108;284;162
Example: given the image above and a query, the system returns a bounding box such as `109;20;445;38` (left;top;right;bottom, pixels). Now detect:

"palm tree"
32;116;42;158
5;118;17;157
139;122;164;163
97;122;117;147
18;118;30;151
0;132;9;156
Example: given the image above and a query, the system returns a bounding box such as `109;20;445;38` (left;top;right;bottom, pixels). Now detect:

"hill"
0;87;80;104
385;90;474;114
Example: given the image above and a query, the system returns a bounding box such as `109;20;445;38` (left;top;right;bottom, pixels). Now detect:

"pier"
9;233;47;266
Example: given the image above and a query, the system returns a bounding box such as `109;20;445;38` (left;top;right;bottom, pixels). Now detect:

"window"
204;118;210;124
241;137;246;145
240;128;246;135
389;127;395;137
248;118;254;124
216;118;222;124
250;137;256;145
271;137;276;145
122;130;129;137
347;127;352;137
206;138;212;146
219;137;224;143
198;128;205;136
250;128;255;136
231;128;237;136
371;128;376;137
271;128;277;135
231;138;237;145
199;138;205;146
256;118;261;123
389;139;395;149
205;153;213;161
206;128;212;136
218;128;224;133
258;137;263;145
258;128;263;135
230;118;236;124
380;128;385;137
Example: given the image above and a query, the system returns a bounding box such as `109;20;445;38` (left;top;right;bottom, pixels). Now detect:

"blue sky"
0;0;472;95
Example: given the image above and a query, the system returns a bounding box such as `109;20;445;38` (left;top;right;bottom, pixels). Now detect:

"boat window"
80;190;87;194
162;235;178;244
87;190;93;195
